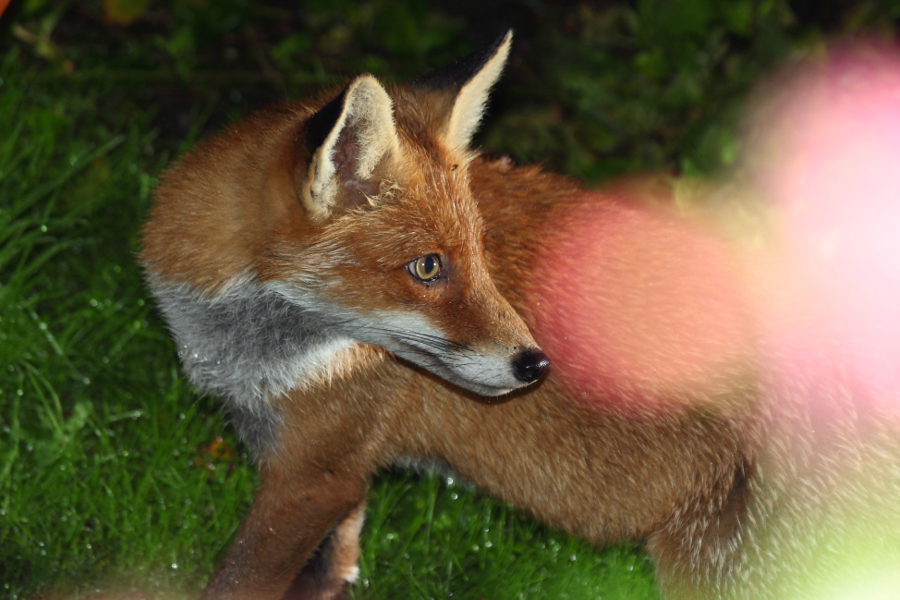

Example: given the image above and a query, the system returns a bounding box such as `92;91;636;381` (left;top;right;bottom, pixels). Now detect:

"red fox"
141;33;899;599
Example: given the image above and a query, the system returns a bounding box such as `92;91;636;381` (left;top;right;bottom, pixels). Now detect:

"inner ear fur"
302;74;401;221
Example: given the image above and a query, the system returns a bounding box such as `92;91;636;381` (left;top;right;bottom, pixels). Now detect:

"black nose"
512;348;550;383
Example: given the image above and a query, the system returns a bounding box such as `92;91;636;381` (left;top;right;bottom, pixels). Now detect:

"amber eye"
409;254;442;283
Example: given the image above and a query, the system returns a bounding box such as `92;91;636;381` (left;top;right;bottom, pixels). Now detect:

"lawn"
1;1;891;598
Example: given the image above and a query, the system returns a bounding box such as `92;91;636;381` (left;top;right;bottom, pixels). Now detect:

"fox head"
255;31;548;397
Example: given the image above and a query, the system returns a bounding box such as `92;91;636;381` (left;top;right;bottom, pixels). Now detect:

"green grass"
0;49;255;597
3;1;888;598
357;473;656;600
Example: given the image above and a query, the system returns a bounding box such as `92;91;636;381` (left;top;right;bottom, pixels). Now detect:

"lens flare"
530;179;754;416
748;44;900;424
529;41;900;597
743;43;900;599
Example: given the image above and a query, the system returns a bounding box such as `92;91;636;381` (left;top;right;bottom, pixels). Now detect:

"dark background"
8;0;899;180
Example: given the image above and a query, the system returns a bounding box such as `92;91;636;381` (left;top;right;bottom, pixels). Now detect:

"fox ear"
417;30;512;155
302;74;400;220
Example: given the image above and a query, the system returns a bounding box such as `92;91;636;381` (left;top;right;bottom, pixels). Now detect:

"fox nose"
512;348;550;383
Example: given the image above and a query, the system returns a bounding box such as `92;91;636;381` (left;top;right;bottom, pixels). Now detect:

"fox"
141;32;899;600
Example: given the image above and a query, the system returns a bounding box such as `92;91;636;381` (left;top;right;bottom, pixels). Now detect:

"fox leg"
200;460;368;600
284;500;368;600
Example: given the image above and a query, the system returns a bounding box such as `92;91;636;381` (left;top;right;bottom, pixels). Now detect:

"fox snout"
412;290;550;396
512;348;550;383
347;307;549;397
423;340;550;397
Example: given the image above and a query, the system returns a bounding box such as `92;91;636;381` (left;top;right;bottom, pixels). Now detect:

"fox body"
141;34;899;600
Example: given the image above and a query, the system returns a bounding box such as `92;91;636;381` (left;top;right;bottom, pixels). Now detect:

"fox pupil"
412;254;441;281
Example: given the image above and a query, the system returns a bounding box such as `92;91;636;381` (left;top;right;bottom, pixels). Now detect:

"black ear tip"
491;27;514;49
482;28;514;59
412;30;514;91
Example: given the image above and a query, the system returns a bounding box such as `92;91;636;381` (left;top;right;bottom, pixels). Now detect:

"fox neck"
148;273;360;452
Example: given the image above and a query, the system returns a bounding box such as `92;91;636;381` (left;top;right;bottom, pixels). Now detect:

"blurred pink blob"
749;44;900;424
529;181;753;416
527;42;900;596
530;43;900;429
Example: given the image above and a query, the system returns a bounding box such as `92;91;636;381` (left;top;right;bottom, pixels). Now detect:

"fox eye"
409;254;442;283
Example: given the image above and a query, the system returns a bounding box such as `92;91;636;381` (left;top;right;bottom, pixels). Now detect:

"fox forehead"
342;147;485;260
405;158;484;242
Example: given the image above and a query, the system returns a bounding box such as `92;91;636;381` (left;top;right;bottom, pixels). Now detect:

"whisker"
349;323;473;353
